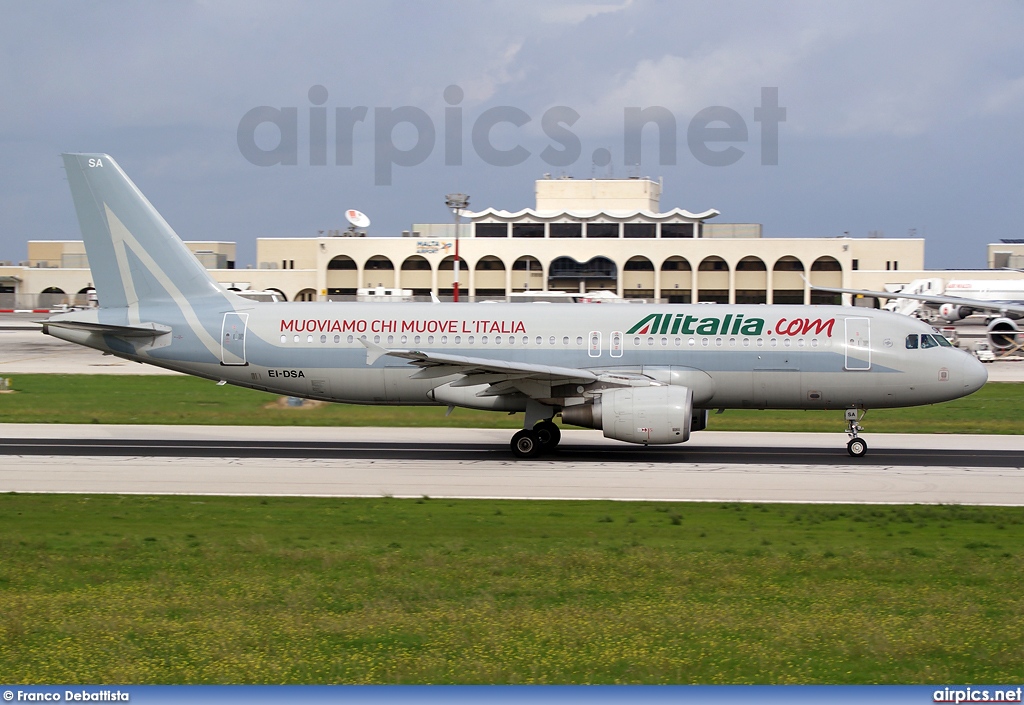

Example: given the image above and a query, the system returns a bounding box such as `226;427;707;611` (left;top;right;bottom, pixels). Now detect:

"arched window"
327;256;357;270
735;256;767;304
773;256;806;304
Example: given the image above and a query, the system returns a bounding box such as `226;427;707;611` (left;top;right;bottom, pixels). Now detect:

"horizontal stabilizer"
42;320;171;338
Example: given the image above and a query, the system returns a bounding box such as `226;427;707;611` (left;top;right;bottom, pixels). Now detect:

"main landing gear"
845;408;868;457
510;420;561;459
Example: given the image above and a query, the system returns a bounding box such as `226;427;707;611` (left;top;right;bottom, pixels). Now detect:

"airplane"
807;280;1024;352
42;154;988;459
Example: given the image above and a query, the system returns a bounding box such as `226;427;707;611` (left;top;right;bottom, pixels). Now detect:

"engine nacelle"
987;317;1021;351
562;386;693;445
939;303;972;322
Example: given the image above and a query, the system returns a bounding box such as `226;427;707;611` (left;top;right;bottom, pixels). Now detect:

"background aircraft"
809;280;1024;352
43;154;988;458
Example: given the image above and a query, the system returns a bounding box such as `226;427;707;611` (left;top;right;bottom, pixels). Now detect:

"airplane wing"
809;283;1024;317
359;339;655;399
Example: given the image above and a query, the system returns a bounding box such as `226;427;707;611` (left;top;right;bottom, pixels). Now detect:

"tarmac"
1;425;1022;504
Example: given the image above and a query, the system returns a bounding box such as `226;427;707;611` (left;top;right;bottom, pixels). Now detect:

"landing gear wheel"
534;420;561;451
511;429;542;459
844;408;868;457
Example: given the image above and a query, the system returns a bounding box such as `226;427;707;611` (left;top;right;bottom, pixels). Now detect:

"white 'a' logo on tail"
103;203;221;358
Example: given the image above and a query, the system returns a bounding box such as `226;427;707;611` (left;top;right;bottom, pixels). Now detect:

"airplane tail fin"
61;153;228;309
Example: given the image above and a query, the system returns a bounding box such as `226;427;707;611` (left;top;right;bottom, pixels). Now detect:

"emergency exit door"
221;312;248;366
844;317;870;370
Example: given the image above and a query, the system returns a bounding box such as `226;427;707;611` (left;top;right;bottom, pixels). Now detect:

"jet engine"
987;317;1021;351
938;303;972;322
561;385;693;445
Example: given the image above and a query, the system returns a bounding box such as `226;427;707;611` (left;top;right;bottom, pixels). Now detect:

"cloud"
538;0;633;25
2;0;1024;269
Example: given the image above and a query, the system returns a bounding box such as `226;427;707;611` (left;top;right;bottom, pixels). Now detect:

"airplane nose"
961;354;988;395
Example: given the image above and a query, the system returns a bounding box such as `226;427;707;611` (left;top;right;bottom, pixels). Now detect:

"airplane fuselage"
46;301;985;412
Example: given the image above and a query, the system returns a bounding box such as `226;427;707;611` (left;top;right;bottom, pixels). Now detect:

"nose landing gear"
845;408;868;457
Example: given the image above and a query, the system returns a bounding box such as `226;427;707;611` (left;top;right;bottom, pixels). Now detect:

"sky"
2;0;1023;269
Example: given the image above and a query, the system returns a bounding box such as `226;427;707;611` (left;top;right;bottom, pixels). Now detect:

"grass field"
0;374;1022;433
0;494;1022;684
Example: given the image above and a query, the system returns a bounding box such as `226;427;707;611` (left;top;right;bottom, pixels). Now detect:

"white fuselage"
47;301;987;413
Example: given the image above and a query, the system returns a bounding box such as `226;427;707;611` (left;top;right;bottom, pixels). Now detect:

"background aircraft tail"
61;153;227;309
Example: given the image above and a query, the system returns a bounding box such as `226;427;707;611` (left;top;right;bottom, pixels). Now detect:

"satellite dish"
346;209;370;229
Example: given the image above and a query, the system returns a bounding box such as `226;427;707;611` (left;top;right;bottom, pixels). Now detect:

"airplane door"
844;317;870;370
589;330;602;358
610;330;623;358
221;312;248;366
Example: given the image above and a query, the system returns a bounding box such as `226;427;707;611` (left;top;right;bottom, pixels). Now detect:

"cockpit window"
934;333;953;347
905;334;918;349
920;334;938;349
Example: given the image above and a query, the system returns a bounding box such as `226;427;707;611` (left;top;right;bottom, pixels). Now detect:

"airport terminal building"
1;176;1018;309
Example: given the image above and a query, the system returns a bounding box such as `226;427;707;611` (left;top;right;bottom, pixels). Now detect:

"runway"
2;425;1023;505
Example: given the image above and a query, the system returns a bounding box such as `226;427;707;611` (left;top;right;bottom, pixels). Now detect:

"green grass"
0;495;1022;683
0;374;1021;433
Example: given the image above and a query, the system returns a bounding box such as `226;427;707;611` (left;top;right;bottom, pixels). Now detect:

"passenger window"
906;334;918;349
920;334;938;349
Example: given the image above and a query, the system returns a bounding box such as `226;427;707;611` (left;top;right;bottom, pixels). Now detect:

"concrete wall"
535;178;661;212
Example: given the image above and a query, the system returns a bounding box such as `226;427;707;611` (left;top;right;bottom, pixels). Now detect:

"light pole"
445;193;469;301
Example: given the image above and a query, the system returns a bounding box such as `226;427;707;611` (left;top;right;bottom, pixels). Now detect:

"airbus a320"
44;154;988;458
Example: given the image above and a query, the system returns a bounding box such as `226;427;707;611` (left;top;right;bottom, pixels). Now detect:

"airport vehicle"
812;280;1024;352
973;342;996;363
43;154;988;458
